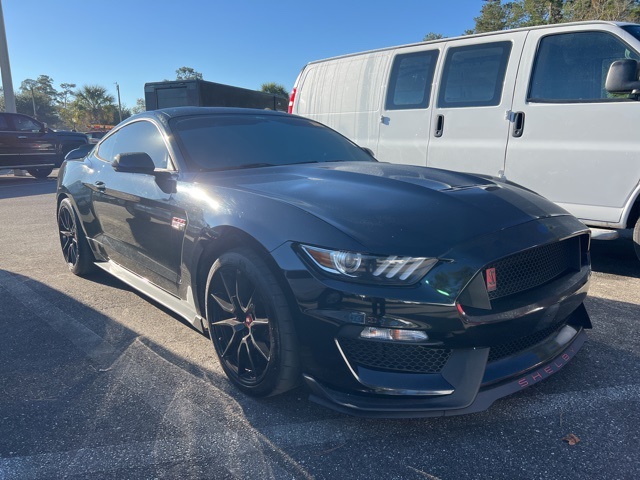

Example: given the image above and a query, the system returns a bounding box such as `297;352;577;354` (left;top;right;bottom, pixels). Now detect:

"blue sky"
3;0;483;109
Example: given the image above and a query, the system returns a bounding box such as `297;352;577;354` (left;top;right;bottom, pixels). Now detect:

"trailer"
144;80;288;111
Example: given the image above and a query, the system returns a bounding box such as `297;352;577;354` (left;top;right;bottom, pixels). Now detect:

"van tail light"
288;87;297;114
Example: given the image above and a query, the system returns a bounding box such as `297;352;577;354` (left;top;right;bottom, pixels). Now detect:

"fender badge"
171;217;187;231
486;267;497;292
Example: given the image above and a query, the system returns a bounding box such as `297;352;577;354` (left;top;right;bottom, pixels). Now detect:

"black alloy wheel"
205;249;299;397
57;198;96;275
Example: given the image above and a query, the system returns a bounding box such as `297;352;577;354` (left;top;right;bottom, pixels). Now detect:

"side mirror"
65;144;94;160
112;152;156;174
361;147;375;157
605;59;640;95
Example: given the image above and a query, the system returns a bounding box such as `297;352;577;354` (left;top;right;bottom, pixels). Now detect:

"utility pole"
0;0;16;112
115;82;122;123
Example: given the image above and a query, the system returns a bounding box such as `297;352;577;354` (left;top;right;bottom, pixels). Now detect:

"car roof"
143;106;288;121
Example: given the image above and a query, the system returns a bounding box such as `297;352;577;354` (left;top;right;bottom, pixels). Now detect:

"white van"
289;21;640;261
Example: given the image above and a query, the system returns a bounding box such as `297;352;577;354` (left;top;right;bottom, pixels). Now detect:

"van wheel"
633;217;640;262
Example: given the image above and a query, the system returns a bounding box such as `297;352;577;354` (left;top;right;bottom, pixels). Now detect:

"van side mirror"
112;152;156;174
605;59;640;96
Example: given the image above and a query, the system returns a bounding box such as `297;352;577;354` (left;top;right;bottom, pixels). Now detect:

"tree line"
0;66;289;132
0;75;141;131
425;0;640;39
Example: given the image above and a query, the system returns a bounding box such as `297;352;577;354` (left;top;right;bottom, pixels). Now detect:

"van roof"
304;20;639;66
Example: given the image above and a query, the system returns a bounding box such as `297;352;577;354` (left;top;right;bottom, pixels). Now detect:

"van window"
438;42;512;108
385;51;438;110
528;31;640;102
622;25;640;43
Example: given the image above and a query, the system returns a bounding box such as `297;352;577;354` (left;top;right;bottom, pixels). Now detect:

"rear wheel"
57;198;96;275
27;167;53;179
205;249;300;397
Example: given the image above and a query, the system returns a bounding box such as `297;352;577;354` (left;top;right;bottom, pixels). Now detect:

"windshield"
170;114;375;171
622;25;640;43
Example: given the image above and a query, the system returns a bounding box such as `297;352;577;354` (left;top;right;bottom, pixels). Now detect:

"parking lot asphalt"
1;172;639;480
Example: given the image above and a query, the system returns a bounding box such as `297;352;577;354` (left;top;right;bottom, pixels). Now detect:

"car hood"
198;162;569;256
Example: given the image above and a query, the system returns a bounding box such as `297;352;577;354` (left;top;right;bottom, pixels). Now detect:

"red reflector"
288;87;297;114
486;268;497;292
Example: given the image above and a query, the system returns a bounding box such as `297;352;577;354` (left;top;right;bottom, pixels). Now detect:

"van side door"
504;25;640;227
427;33;527;176
377;46;441;166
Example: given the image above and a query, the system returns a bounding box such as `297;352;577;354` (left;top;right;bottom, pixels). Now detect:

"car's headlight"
299;245;437;285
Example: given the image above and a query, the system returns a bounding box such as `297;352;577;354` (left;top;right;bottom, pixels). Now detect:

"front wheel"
27;167;53;179
205;249;300;397
57;198;96;275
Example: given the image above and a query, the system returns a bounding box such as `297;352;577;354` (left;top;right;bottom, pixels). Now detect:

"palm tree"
74;85;115;124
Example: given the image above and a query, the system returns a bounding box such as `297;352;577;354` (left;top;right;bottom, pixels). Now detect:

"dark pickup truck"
0;112;88;178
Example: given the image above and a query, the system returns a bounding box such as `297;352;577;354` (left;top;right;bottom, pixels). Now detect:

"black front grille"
339;338;451;374
485;238;577;301
488;320;567;362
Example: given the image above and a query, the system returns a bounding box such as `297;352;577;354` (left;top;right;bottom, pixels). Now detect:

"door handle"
512;111;525;138
17;136;28;139
434;115;444;138
94;181;106;191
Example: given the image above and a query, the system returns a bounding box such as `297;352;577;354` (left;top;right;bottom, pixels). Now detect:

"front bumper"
304;318;588;418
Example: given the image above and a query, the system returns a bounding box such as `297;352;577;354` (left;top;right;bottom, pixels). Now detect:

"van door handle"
512;111;525;138
434;115;444;137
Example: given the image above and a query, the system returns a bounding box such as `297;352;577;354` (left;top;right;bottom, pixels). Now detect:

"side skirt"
95;260;206;333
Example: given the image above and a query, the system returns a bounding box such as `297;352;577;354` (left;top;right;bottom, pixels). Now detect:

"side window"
97;121;171;169
528;31;640;102
385;50;439;110
0;115;9;130
13;115;42;132
438;42;512;108
96;133;118;163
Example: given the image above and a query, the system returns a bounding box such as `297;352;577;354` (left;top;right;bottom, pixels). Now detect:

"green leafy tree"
564;0;640;22
469;0;640;34
58;83;76;108
18;77;60;126
423;32;445;41
175;66;203;81
473;0;508;33
132;98;146;114
260;82;289;98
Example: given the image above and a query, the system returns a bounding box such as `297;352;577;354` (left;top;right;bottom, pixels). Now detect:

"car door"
0;113;57;169
376;47;440;166
504;26;640;225
426;33;527;176
89;120;186;295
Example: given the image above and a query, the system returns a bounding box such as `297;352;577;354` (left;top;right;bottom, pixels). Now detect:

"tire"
205;248;300;397
634;216;640;263
57;198;96;275
27;167;53;179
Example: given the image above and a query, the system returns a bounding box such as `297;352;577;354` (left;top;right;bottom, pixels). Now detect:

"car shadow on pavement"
590;234;639;278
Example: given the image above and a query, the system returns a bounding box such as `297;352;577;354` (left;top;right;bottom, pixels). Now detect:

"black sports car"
56;107;592;417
